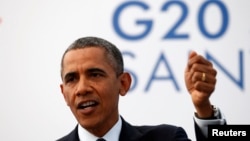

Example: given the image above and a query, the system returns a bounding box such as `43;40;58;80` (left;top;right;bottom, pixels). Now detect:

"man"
57;36;226;141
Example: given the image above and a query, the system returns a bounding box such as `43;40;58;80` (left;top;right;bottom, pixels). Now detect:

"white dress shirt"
193;106;227;137
78;116;122;141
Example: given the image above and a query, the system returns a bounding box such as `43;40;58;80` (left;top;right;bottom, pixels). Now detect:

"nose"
75;77;92;96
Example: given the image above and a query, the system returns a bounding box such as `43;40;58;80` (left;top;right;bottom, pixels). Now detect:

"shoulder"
56;125;79;141
136;124;188;137
133;124;190;141
121;118;190;141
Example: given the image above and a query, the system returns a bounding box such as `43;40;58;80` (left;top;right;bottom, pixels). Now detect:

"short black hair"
60;36;124;79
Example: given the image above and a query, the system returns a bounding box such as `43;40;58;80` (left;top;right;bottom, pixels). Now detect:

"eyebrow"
86;67;107;75
63;72;77;81
63;67;107;79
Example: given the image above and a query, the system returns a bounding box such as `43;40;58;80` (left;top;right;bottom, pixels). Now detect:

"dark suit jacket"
57;117;206;141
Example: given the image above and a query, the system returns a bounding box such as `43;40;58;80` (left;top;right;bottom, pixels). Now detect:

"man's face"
60;47;129;136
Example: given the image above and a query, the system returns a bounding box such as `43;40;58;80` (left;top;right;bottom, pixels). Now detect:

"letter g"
113;1;153;40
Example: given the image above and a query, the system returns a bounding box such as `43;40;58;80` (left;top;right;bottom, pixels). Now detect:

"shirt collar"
78;116;122;141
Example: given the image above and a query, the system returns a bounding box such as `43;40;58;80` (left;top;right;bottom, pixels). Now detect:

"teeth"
82;101;95;107
78;101;97;109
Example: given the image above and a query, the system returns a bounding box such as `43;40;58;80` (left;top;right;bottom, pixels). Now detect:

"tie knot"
97;138;106;141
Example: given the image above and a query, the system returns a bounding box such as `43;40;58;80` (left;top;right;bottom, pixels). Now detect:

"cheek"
101;84;120;106
62;88;75;106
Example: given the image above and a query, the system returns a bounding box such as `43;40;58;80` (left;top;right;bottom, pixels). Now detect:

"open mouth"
77;101;98;109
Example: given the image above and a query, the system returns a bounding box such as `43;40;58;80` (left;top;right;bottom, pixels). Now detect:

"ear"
119;72;132;96
60;84;70;106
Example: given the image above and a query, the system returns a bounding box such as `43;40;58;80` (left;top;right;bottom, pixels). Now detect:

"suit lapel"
60;117;143;141
64;125;80;141
119;117;143;141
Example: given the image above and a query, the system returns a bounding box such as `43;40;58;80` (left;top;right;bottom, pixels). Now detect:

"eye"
87;68;106;78
65;76;75;83
90;72;103;78
64;73;77;83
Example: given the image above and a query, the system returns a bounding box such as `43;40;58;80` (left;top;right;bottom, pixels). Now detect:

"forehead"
62;47;114;72
63;47;108;64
